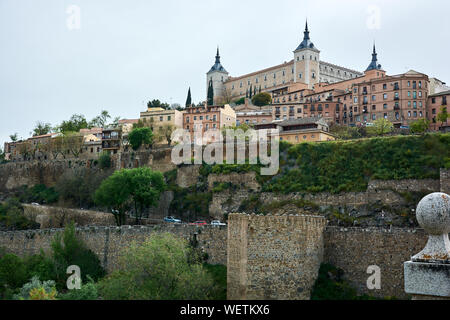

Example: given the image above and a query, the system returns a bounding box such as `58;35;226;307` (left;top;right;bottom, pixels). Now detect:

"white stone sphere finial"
412;192;450;262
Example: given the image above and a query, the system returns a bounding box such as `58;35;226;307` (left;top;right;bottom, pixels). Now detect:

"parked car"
189;220;207;226
164;216;181;223
400;125;410;129
31;202;40;206
211;220;226;226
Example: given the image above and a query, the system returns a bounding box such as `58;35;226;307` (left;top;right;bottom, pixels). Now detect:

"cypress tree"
259;85;262;93
207;80;214;106
249;84;253;99
185;87;192;107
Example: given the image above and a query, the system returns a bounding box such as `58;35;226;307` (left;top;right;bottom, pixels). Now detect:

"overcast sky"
1;0;449;147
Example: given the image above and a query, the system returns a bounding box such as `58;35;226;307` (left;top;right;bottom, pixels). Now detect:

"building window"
160;116;163;121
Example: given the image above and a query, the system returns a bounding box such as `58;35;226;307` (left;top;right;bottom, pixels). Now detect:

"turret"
206;47;229;104
293;20;320;88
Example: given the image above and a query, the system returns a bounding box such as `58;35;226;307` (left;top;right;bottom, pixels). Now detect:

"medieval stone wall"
208;172;260;192
227;213;327;300
0;224;227;273
323;226;427;299
440;168;450;194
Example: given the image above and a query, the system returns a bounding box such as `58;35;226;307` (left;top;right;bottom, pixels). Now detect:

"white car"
31;202;40;206
211;220;226;226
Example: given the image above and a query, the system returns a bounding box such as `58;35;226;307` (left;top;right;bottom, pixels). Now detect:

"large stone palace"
206;21;450;129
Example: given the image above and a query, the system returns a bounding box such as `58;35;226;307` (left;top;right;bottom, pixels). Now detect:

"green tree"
9;133;18;142
207;80;214;106
127;167;165;224
58;114;89;134
157;124;176;146
437;106;449;127
0;254;28;298
97;233;218;300
249;84;253;99
185;87;192;107
251;92;272;106
98;151;111;169
147;99;170;110
368;118;394;136
89;110;111;128
51;223;105;289
32;121;52;136
233;97;245;105
128;127;154;150
95;167;165;225
94;169;132;226
410;119;430;134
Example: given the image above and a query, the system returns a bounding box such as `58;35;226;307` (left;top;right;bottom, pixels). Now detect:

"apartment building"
428;90;450;131
182;104;236;143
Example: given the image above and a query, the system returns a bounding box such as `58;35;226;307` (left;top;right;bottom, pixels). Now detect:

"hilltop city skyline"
1;0;450;147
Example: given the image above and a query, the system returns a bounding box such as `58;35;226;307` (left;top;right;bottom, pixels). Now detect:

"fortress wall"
0;224;227;273
323;226;427;299
227;213;327;300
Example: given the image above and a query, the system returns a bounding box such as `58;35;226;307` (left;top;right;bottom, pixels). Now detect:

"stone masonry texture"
227;213;327;300
0;224;227;273
324;226;427;299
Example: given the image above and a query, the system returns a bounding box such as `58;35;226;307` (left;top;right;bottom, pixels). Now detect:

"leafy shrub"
23;250;56;282
98;152;111;169
14;184;59;204
129;127;153;150
14;276;57;300
0;253;28;298
51;223;105;290
203;264;227;300
0;198;39;230
58;276;98;300
29;286;58;300
251;92;272;106
97;233;218;300
264;133;450;194
311;263;374;300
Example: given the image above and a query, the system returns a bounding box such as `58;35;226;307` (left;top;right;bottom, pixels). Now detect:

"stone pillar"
404;192;450;300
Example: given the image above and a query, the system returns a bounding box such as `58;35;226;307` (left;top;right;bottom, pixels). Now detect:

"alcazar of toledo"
208;21;363;98
207;21;450;130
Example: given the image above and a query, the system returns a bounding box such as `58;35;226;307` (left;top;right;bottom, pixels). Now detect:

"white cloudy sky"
1;0;449;147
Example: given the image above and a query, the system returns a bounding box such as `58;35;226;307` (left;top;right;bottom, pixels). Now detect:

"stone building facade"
227;213;327;300
206;22;362;103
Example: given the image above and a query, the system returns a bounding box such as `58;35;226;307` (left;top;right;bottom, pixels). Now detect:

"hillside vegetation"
262;133;450;194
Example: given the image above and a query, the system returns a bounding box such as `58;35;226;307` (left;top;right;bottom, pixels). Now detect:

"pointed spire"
215;46;220;64
208;46;227;73
366;42;382;71
303;20;310;41
294;19;317;51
